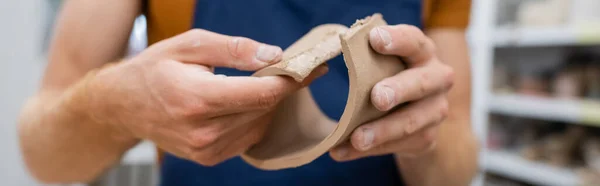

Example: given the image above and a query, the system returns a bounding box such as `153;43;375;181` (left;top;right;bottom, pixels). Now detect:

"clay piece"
242;13;405;170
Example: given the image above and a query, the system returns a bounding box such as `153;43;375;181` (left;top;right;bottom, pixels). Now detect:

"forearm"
19;0;142;182
395;29;479;186
19;68;138;183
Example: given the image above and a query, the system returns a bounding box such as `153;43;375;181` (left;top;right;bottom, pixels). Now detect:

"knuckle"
390;121;408;139
227;37;252;59
439;64;455;89
177;29;213;55
439;99;450;120
424;38;437;53
369;126;385;146
391;81;407;101
188;128;220;148
418;71;430;96
394;25;432;59
395;31;416;54
256;89;280;109
405;113;419;134
401;25;426;40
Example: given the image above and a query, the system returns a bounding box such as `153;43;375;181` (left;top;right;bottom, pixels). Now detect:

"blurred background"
1;0;600;185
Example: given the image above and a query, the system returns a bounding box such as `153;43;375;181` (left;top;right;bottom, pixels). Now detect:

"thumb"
163;29;283;71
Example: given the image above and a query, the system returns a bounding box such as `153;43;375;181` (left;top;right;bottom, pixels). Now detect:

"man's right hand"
84;29;327;166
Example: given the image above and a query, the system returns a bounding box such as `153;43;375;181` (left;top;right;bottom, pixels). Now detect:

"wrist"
66;62;139;143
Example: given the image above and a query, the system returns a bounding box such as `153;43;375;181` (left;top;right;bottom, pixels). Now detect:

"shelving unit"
490;94;600;126
470;0;600;185
484;150;580;186
494;26;600;47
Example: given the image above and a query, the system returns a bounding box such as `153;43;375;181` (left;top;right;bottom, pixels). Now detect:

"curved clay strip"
242;13;405;170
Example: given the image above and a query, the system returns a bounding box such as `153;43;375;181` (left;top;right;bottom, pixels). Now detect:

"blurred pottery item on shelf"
487;128;506;149
553;66;584;98
517;0;570;27
519;123;544;161
543;134;572;166
583;137;600;172
517;74;549;97
518;119;544;145
542;126;586;167
521;144;544;161
584;64;600;99
488;117;511;149
578;168;600;186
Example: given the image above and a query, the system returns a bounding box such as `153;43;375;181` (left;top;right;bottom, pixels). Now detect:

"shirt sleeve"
423;0;472;29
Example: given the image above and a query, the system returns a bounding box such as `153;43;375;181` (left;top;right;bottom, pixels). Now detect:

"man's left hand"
330;25;454;160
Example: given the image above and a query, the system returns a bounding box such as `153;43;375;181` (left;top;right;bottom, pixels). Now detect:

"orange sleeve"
146;0;195;45
423;0;472;29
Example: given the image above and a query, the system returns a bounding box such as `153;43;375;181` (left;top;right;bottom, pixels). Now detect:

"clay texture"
242;13;405;170
253;24;347;82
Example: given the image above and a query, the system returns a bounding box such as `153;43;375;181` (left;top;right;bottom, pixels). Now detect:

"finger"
147;124;197;162
371;62;453;111
330;126;438;161
206;110;270;126
201;65;329;114
369;25;436;65
189;112;271;166
211;113;272;160
166;29;283;71
186;110;268;147
352;93;448;151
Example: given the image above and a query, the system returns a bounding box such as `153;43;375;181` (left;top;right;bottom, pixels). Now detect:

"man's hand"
330;25;453;160
88;29;326;166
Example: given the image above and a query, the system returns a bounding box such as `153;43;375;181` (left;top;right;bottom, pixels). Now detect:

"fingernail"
359;128;374;151
374;85;396;111
255;45;282;63
372;27;392;47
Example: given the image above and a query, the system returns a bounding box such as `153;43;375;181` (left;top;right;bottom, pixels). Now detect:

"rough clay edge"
252;24;347;82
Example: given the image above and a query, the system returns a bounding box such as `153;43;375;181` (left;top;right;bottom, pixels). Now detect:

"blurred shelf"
484;150;580;186
494;26;600;47
489;94;600;127
122;141;156;165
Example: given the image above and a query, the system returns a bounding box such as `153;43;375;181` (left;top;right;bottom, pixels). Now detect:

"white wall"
0;0;46;185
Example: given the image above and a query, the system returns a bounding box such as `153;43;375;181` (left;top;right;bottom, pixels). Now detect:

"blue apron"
160;0;422;185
